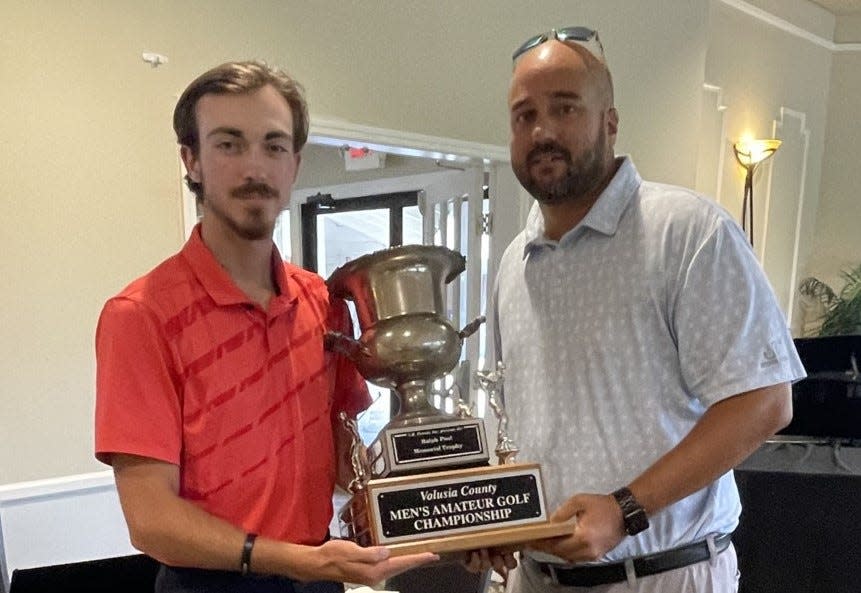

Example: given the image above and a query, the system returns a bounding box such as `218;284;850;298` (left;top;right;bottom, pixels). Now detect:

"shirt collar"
522;156;641;257
181;224;298;310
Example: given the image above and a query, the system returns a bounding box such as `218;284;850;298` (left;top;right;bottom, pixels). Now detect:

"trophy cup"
326;245;569;555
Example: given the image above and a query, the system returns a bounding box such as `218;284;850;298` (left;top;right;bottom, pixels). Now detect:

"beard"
515;129;610;205
200;177;280;241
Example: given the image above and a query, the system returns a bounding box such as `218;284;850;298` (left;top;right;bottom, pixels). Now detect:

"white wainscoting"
0;471;135;592
696;84;809;325
762;107;810;329
695;83;729;201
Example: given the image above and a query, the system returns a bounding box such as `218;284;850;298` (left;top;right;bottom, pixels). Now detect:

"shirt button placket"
265;315;277;352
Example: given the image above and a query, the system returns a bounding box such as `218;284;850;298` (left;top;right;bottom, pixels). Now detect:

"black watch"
611;487;650;536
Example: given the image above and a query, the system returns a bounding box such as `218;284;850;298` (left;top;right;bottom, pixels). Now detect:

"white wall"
703;0;834;330
805;26;861;292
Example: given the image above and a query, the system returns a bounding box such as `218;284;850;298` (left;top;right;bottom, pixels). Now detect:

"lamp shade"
733;138;781;248
733;138;781;169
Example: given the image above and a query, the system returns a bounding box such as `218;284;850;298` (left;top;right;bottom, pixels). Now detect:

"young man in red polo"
95;61;437;593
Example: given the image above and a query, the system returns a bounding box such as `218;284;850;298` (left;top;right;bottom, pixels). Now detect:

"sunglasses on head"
512;26;605;62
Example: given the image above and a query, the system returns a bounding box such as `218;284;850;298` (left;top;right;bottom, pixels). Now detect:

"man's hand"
528;493;625;563
287;539;438;586
462;546;518;582
459;501;621;578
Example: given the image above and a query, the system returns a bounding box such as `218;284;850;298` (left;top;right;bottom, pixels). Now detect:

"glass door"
301;191;420;444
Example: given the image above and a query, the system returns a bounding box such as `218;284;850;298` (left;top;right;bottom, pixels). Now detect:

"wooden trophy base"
339;463;571;556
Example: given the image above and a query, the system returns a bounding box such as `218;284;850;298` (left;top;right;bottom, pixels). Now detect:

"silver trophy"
327;245;566;555
326;245;488;478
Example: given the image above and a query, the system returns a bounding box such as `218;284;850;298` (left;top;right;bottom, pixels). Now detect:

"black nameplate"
377;474;541;538
391;424;483;464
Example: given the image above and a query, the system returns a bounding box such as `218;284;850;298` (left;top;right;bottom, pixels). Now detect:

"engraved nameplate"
392;423;484;464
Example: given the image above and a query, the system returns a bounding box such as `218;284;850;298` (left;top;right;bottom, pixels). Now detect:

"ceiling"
809;0;861;15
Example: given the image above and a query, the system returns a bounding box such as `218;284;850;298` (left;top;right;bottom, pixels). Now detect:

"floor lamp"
732;138;781;247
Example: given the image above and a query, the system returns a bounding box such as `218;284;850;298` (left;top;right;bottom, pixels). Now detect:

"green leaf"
817;263;861;336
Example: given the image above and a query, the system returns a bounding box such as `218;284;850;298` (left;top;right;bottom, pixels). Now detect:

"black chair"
385;561;490;593
781;335;861;440
734;468;861;593
9;554;159;593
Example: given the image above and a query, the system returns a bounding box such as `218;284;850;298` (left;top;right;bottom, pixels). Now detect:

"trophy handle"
458;315;486;339
325;331;368;359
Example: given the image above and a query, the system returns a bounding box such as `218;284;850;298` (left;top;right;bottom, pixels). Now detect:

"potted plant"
797;263;861;337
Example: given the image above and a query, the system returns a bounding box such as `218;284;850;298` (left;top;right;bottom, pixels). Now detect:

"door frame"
300;190;418;273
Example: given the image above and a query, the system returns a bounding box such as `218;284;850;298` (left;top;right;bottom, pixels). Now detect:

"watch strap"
611;487;650;536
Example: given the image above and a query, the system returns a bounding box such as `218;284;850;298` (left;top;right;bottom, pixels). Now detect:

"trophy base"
339;463;568;555
385;521;572;556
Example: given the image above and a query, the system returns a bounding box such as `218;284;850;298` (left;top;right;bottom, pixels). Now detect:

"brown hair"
173;61;309;199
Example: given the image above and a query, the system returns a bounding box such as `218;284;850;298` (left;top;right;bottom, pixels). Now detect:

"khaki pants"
507;544;739;593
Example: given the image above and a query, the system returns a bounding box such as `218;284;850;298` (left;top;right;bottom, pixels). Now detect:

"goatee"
200;180;281;241
517;132;609;205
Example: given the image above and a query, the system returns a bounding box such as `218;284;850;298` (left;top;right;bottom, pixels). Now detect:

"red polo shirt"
95;226;370;544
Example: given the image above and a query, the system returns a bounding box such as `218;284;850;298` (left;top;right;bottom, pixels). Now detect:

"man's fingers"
550;497;583;522
463;551;484;573
478;548;493;570
462;548;495;572
383;552;439;575
350;551;439;585
461;548;519;581
491;554;507;577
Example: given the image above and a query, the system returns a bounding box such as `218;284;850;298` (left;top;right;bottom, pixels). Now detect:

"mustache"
527;143;572;164
230;182;279;199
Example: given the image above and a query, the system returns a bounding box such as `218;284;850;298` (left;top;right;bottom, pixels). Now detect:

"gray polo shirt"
493;156;805;561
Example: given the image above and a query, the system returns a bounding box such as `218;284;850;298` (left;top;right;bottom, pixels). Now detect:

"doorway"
300;191;420;276
301;190;421;444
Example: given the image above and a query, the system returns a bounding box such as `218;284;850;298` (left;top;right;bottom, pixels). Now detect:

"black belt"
531;532;732;587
